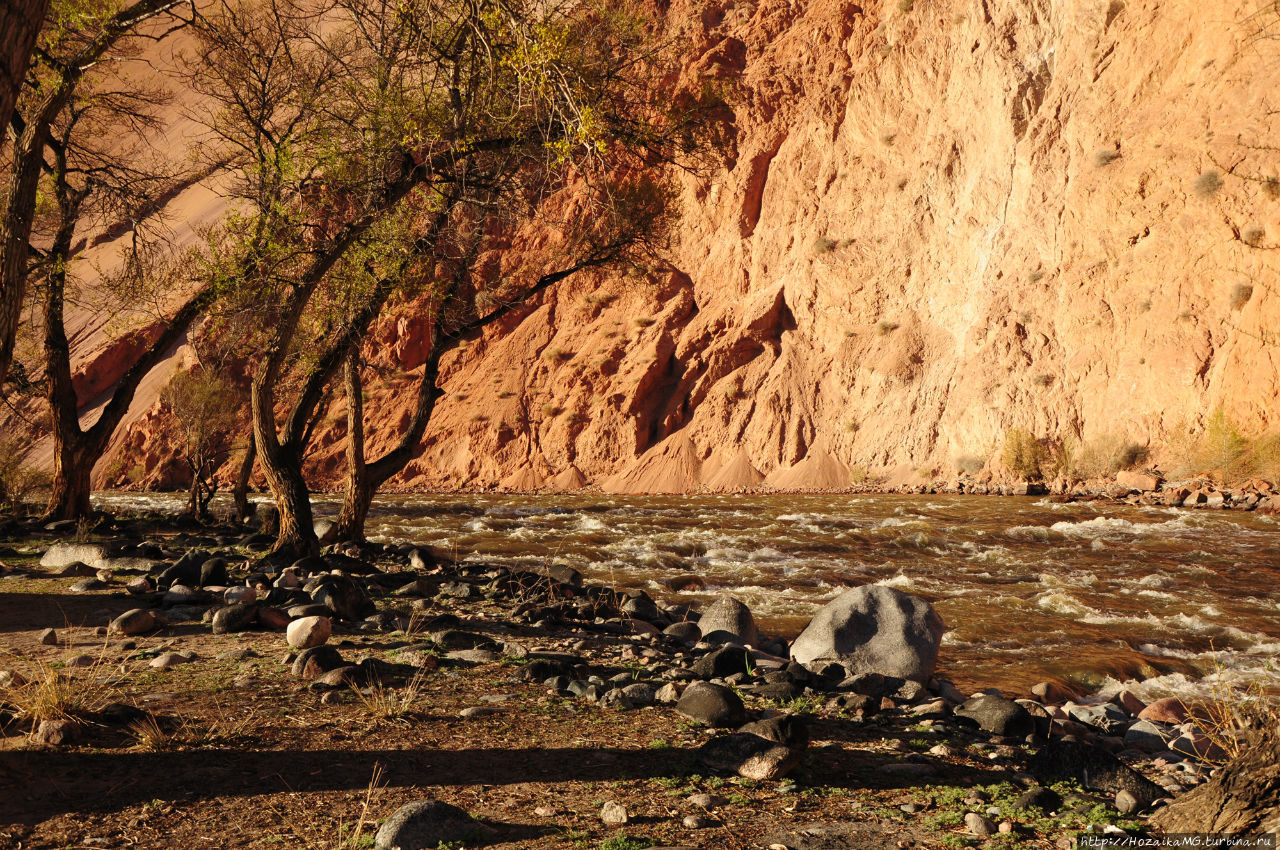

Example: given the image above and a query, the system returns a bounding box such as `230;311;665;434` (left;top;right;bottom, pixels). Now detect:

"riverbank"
1;511;1263;848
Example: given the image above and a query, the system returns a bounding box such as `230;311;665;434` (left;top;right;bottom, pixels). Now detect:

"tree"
192;0;693;555
13;3;216;521
1;0;193;399
161;368;242;519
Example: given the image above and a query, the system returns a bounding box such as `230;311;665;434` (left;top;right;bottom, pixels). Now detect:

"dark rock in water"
292;645;346;679
663;622;702;645
676;681;746;728
1015;786;1063;812
200;558;229;587
211;603;257;634
374;799;492;850
954;693;1035;737
1028;739;1164;807
310;573;373;620
697;595;759;646
700;731;804;780
790;585;944;682
691;646;751;680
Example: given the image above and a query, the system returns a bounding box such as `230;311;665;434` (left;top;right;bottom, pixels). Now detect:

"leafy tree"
192;0;694;554
161;367;243;519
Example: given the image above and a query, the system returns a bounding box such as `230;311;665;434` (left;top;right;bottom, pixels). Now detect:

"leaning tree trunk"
46;435;96;522
1151;723;1280;833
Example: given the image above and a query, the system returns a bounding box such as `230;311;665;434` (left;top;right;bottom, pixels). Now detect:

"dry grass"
876;320;899;335
337;762;386;848
1230;283;1254;310
1093;147;1121;167
3;644;116;726
353;671;429;721
1001;428;1048;479
129;714;174;751
1188;650;1280;765
1070;434;1149;479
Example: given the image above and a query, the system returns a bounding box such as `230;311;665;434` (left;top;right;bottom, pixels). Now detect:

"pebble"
600;801;629;825
1115;789;1140;814
682;815;713;828
687;793;725;809
39;628;58;645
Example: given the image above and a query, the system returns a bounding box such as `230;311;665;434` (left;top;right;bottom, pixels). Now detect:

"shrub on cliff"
1001;428;1048;480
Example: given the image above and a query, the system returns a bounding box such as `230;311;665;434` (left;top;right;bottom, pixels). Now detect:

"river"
97;491;1280;699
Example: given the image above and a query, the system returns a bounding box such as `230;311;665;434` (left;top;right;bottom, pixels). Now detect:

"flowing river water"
98;492;1280;699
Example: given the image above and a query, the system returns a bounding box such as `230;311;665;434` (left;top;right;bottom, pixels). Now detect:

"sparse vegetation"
1242;226;1265;246
1093;147;1121;167
954;454;986;475
1195;169;1223;197
1070;433;1149;479
1230;283;1254;310
0;434;48;512
896;0;914;11
544;347;574;362
813;235;838;255
876;320;900;335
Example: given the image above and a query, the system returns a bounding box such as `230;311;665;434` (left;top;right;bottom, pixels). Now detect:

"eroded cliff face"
102;0;1280;492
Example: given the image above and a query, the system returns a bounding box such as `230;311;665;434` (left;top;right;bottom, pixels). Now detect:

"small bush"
1264;176;1280;199
0;434;49;512
1001;428;1048;479
1241;226;1265;246
813;235;838;255
543;347;573;362
1073;434;1149;478
1230;283;1254;310
1093;147;1121;167
955;454;985;475
1032;373;1054;387
632;317;655;328
896;0;914;11
1194;169;1223;197
876;320;899;335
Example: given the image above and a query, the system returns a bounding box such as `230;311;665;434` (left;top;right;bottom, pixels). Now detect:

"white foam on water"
1036;591;1099;618
876;573;916;589
575;516;608;531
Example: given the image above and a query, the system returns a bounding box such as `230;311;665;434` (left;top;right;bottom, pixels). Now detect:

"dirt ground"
0;522;1155;850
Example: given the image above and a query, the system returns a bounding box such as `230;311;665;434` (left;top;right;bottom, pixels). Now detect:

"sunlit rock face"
60;0;1280;492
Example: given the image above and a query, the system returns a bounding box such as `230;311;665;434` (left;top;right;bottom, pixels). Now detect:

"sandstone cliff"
80;0;1280;491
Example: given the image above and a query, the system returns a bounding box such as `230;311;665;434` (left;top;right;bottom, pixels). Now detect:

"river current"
97;492;1280;699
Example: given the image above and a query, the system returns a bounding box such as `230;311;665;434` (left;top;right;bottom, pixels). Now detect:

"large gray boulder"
374;799;491;850
697;595;759;645
789;585;944;682
40;542;111;569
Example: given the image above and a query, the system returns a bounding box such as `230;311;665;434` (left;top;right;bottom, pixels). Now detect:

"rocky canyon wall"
100;0;1280;492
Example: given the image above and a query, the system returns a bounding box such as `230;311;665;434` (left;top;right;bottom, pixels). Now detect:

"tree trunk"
46;434;95;521
251;369;319;557
1151;723;1280;833
0;0;49;133
334;351;371;542
233;435;256;523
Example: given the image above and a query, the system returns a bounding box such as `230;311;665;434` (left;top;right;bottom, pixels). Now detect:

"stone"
126;576;153;595
1015;786;1062;812
257;606;290;630
38;628;57;646
655;682;682;703
310;574;373;620
291;645;346;679
1068;702;1130;735
33;718;81;745
600;801;629;825
1031;681;1078;704
225;586;257;604
374;799;490;850
687;793;726;809
200;558;230;587
697;595;759;646
1115;789;1141;814
1139;697;1191;725
286;615;332;649
211;603;257;634
699;731;803;780
964;813;996;836
109;609;157;636
150;651;194;670
739;714;810;748
40;542;110;569
69;578;109;592
691;645;751;680
1124;719;1172;753
789;585;944;682
683;814;713;829
1114;689;1147;716
675;681;747;727
663;622;702;645
1028;739;1164;808
953;693;1035;737
50;561;96;577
